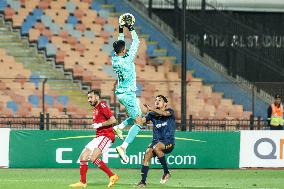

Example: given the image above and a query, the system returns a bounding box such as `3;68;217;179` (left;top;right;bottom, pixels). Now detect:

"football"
119;13;135;26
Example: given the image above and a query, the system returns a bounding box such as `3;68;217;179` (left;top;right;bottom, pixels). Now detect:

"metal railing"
0;114;269;131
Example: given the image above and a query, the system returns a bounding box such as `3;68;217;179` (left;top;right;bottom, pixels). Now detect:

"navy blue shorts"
148;141;175;155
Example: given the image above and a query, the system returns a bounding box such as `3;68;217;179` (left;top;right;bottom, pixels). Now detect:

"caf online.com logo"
254;138;284;159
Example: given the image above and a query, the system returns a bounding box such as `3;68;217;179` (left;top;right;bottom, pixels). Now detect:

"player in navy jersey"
69;90;119;188
136;95;176;187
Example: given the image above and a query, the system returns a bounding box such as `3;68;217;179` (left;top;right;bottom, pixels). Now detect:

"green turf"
0;169;283;189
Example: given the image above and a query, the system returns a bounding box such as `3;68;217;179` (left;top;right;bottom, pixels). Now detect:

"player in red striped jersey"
69;90;119;188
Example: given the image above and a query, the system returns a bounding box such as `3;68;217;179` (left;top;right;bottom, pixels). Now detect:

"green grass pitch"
0;169;283;189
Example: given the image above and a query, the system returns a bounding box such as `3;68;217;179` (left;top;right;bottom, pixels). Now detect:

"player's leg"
121;96;142;147
116;94;142;162
69;148;91;188
137;145;155;187
113;93;136;140
89;136;119;187
153;142;174;184
113;117;134;140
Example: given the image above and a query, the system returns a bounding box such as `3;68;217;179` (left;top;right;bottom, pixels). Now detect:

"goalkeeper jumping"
112;13;143;163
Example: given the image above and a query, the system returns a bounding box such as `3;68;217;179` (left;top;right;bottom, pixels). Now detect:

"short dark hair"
113;40;125;54
88;89;101;97
156;95;168;103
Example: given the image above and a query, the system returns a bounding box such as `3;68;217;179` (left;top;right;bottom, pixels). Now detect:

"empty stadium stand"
0;0;259;124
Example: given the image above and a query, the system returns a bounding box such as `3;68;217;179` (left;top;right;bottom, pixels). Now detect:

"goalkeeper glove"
119;25;124;33
126;24;134;31
92;123;103;129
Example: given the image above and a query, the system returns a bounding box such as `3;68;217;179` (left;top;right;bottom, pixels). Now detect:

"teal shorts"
117;92;142;119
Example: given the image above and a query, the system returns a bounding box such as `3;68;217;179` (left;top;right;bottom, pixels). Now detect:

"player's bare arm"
102;116;116;126
92;116;116;129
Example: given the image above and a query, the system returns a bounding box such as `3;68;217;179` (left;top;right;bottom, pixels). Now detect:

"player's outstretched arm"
117;24;125;41
127;25;140;61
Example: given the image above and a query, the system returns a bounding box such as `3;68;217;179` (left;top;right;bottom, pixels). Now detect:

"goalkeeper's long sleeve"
128;30;140;60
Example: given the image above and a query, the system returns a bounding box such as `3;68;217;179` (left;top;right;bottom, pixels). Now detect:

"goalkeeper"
112;13;143;163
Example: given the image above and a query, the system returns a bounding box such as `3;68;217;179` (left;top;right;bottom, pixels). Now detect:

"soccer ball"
119;13;135;26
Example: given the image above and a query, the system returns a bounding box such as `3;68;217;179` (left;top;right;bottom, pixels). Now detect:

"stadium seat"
37;35;49;49
0;0;7;11
66;1;76;13
90;1;101;11
28;95;39;108
57;95;69;107
67;15;78;25
44;95;53;106
7;100;18;113
46;43;57;56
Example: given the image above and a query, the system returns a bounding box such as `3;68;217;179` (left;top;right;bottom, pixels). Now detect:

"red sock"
93;158;114;177
80;160;88;184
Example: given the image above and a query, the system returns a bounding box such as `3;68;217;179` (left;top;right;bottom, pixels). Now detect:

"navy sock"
158;156;169;174
141;165;149;184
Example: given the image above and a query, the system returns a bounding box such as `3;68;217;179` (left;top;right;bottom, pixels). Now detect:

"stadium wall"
2;129;284;168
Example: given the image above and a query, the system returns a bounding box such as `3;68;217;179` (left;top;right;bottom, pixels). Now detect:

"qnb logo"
254;138;284;159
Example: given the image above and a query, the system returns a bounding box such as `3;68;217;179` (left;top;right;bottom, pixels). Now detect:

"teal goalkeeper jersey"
112;30;140;94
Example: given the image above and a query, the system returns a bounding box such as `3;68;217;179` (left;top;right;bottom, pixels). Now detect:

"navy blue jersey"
145;108;176;144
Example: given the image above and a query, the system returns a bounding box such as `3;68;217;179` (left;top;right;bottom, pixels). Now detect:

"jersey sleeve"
127;30;140;60
145;112;152;123
100;102;113;119
166;108;175;117
118;33;124;41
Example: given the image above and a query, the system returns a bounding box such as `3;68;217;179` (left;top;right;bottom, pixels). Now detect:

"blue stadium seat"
147;43;158;57
21;9;43;35
33;8;43;19
44;95;53;106
70;30;81;40
46;43;57;56
29;73;40;89
7;0;20;11
98;10;109;19
57;96;69;107
84;30;95;39
28;95;39;108
101;44;113;54
41;15;53;27
103;65;116;77
38;35;49;49
108;37;116;45
66;1;76;13
7;101;18;113
91;2;101;11
0;0;7;11
49;23;60;35
67;15;78;26
63;23;74;32
136;82;142;97
104;24;114;33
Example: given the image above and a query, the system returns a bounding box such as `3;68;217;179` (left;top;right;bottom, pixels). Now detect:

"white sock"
117;122;126;130
121;141;129;149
